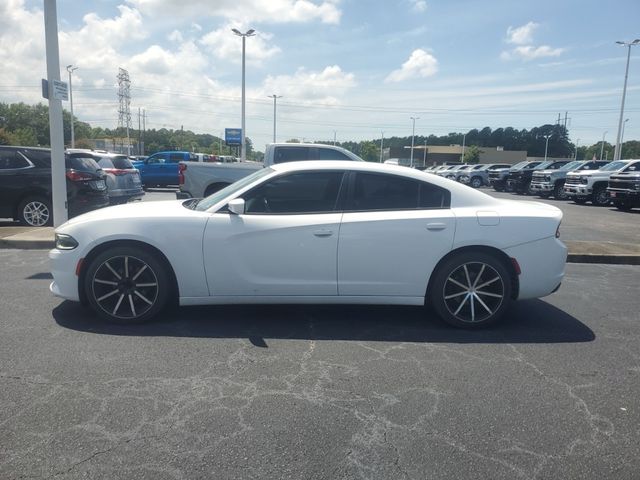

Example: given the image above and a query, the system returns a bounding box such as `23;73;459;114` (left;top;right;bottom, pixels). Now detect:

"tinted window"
111;156;133;169
318;148;351;160
169;153;184;163
147;154;166;164
350;173;450;211
97;158;115;169
20;149;51;168
66;155;101;172
243;171;344;214
273;147;310;164
624;162;640;172
0;150;30;169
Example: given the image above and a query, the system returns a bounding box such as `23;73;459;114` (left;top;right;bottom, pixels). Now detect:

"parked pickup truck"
607;160;640;211
459;163;512;188
177;143;364;199
564;160;632;206
489;161;537;192
132;151;197;187
530;160;609;199
507;160;570;194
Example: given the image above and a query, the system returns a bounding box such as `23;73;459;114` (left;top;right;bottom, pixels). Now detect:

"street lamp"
268;94;282;143
66;64;78;148
613;39;640;160
543;134;551;161
600;131;607;160
410;116;419;167
231;28;255;161
620;119;629;159
574;138;580;161
379;131;384;163
460;133;466;162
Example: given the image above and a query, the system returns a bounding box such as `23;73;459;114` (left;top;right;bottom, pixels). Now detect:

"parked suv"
92;153;144;205
460;164;512;188
564;160;632;206
0;146;109;226
530;160;609;199
507;160;569;194
607;160;640;211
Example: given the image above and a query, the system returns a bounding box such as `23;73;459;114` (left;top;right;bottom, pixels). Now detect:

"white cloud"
260;65;356;104
200;26;281;65
126;0;342;24
506;21;538;45
502;45;565;61
410;0;427;12
385;49;438;83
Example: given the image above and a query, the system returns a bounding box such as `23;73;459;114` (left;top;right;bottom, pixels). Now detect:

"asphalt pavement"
0;249;639;479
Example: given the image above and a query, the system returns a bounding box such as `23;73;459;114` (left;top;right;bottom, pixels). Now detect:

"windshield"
509;161;528;170
558;161;582;171
194;167;274;211
599;161;629;171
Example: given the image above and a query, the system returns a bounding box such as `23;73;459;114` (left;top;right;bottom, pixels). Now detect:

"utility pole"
142;109;146;155
333;131;336;146
268;94;282;143
600;131;607;160
137;107;141;155
44;0;68;226
410;116;419;167
613;40;639;160
66;65;78;148
379;131;384;162
231;29;255;161
574;138;580;161
461;133;466;163
563;111;568;129
423;138;428;166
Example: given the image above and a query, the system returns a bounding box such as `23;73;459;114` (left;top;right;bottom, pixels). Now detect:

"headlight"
544;176;551;182
55;233;78;250
579;176;589;184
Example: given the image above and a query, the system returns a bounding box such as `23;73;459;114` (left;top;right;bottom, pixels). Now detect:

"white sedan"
50;161;567;328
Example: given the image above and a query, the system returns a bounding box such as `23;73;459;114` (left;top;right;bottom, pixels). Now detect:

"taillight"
510;257;521;275
66;170;94;181
103;168;130;176
179;163;187;185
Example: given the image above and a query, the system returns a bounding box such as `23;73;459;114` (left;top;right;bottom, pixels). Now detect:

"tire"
83;246;171;324
614;201;632;211
17;196;52;227
592;186;609;206
553;182;567;200
573;198;587;205
470;177;482;188
538;193;550;199
429;251;512;328
493;185;504;192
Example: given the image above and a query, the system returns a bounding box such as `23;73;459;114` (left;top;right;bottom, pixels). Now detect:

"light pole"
268;94;281;143
460;133;466;162
574;138;580;161
543;134;551;161
410;116;419;167
379;131;384;162
231;28;255;161
620;119;629;159
613;39;639;161
600;131;607;160
66;64;78;148
423;138;428;166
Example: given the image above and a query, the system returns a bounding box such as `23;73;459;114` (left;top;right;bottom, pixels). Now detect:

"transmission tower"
117;67;131;154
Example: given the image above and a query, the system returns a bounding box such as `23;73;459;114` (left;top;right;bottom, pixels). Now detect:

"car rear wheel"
18;196;52;227
429;252;512;328
470;177;482;188
84;246;170;323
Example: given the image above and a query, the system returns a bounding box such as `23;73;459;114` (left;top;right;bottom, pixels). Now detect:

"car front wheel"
470;177;483;188
84;246;170;323
429;252;512;328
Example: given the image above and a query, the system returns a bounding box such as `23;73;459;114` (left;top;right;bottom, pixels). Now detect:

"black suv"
0;146;110;226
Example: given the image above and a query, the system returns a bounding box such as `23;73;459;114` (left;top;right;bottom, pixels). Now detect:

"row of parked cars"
427;159;640;211
0;146;145;226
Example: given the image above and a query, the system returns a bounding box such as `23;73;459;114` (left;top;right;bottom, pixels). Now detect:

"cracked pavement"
0;249;639;479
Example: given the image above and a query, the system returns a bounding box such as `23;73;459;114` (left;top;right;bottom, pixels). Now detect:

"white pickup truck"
176;143;364;199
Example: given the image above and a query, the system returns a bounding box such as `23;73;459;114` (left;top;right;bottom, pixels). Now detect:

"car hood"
58;200;191;231
533;169;557;175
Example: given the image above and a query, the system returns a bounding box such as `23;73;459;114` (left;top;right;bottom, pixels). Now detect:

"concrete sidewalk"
1;226;639;265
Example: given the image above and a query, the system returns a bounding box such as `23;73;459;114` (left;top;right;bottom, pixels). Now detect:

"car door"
338;171;455;297
143;153;167;185
202;170;346;297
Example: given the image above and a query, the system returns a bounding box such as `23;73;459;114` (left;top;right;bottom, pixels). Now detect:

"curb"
0;238;55;250
567;253;640;266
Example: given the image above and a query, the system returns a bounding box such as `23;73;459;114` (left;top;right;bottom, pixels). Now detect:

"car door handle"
313;229;334;237
426;222;447;231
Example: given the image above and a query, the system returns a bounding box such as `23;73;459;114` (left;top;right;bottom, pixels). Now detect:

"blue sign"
225;128;242;146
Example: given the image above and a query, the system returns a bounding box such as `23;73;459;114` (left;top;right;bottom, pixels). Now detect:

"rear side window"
20;149;51;168
349;172;450;211
66;155;101;172
169;153;184;163
0;149;31;169
111;156;133;169
318;149;351;160
273;147;310;164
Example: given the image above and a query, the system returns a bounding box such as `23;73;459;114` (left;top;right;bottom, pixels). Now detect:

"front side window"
147;154;166;164
169;153;184;163
318;148;351;160
243;171;344;214
349;172;450;211
273;147;310;164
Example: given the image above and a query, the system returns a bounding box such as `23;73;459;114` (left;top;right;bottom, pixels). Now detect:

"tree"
359;141;379;162
464;145;481;164
0;128;16;145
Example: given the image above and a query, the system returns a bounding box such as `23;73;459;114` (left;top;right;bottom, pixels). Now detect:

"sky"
1;0;639;152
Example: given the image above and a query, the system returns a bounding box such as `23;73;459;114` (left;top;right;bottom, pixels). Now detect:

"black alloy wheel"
553;182;567;200
84;246;171;323
592;186;610;206
429;252;512;328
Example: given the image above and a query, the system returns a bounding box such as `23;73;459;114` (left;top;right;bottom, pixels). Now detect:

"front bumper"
607;189;640;203
49;248;83;302
564;185;591;197
530;182;554;193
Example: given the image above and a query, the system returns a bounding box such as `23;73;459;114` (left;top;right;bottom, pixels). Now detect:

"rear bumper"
176;191;192;199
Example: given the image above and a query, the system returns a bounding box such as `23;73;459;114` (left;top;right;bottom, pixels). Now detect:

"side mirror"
228;198;245;215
